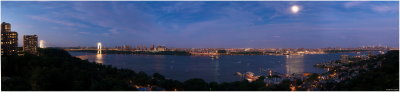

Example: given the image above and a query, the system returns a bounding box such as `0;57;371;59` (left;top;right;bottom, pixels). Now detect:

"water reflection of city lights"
96;54;104;64
285;55;305;74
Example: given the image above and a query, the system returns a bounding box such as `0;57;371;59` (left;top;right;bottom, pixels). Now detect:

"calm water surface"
69;51;372;82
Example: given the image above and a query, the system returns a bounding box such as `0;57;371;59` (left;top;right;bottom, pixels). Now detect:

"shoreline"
66;49;382;56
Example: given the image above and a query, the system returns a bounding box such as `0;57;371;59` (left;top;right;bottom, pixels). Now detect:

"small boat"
210;55;219;59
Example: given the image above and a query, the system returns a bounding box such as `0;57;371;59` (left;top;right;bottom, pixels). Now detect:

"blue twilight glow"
1;1;398;48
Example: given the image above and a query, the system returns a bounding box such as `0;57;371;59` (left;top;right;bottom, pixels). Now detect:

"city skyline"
2;1;399;48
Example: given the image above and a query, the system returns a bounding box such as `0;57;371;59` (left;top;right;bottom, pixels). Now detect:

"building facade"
23;35;38;54
156;45;167;51
1;22;19;55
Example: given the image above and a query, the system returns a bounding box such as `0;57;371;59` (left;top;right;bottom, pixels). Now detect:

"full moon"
291;5;300;14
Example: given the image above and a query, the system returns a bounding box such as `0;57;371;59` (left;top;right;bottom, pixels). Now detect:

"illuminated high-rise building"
23;35;38;54
1;22;18;55
1;22;11;32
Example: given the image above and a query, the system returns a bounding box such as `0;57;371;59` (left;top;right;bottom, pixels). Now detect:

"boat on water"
210;55;219;59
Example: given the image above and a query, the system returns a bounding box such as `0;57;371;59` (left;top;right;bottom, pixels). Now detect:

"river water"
69;51;373;82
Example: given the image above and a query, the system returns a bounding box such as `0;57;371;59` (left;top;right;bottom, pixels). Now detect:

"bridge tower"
97;42;102;54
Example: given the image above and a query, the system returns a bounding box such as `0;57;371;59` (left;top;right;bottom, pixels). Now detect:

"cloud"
344;2;364;8
29;15;90;30
371;6;397;13
108;28;119;34
30;16;76;26
69;2;166;36
101;28;119;37
343;2;398;13
79;32;90;34
102;33;111;37
177;6;260;37
272;35;281;38
161;2;205;13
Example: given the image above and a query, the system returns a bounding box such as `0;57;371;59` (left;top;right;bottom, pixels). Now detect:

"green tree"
183;78;209;91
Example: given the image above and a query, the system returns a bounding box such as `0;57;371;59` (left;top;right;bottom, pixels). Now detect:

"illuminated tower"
23;35;38;54
97;42;102;54
1;22;18;55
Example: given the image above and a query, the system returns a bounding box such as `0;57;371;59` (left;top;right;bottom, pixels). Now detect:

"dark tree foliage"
2;48;137;91
183;78;209;91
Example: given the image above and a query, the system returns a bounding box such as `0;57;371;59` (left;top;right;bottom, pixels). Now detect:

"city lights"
39;40;46;48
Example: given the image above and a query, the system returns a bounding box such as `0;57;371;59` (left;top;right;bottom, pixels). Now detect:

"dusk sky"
1;1;399;48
